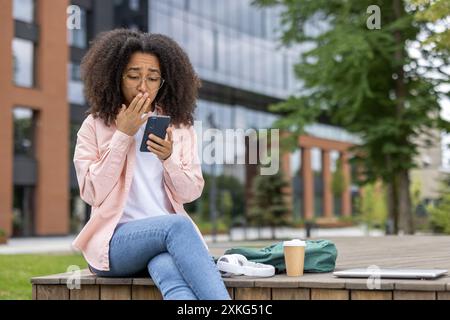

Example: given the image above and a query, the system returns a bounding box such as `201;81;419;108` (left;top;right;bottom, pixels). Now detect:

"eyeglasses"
122;74;165;90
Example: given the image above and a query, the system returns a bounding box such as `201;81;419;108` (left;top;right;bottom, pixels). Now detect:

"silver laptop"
333;268;448;279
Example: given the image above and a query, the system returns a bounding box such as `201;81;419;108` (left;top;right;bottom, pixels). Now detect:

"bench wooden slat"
37;284;69;300
96;277;133;285
234;287;271;300
393;290;436;300
394;278;448;291
311;288;349;300
223;277;255;288
350;290;393;300
271;288;310;300
132;278;156;286
437;292;450;300
31;273;67;284
297;274;347;289
100;285;131;300
32;284;37;300
70;285;100;300
131;285;162;300
31;269;96;285
227;287;234;299
344;278;395;290
254;275;300;288
59;275;97;286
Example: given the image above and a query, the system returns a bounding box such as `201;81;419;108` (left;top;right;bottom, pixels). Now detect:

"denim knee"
168;214;195;233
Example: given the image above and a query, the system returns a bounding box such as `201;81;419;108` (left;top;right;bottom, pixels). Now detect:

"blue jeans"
89;214;230;300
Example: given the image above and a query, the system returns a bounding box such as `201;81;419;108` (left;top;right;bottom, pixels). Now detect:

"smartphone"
140;115;171;152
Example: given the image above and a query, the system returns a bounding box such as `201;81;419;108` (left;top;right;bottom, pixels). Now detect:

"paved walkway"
1;225;388;255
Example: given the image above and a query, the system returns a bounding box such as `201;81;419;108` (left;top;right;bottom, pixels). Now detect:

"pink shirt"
71;114;207;271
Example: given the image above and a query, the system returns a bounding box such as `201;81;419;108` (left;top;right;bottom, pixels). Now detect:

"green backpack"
222;240;337;274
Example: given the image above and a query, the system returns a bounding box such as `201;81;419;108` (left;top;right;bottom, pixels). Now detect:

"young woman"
71;29;230;300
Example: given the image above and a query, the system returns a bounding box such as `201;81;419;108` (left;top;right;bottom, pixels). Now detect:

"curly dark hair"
81;29;201;127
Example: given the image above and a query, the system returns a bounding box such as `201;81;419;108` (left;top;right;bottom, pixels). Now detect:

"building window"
13;107;37;237
68;8;87;49
13;185;36;237
13;107;35;157
13;0;35;23
69;62;82;81
13;38;35;88
128;0;140;11
68;62;85;105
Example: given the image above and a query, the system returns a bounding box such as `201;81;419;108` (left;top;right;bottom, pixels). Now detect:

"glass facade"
149;0;300;99
195;99;278;182
12;38;35;88
68;62;85;105
128;0;140;11
13;0;35;23
147;0;359;219
146;0;357;149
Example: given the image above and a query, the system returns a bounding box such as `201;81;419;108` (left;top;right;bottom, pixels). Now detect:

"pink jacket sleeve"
73;116;133;207
162;125;205;204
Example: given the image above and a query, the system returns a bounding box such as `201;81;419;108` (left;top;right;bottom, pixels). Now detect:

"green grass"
0;254;87;300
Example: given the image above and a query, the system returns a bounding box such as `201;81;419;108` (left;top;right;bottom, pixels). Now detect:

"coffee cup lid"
283;239;306;247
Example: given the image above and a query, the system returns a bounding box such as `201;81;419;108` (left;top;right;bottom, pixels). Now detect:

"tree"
359;182;388;231
254;0;450;234
331;158;347;197
248;169;290;239
428;177;450;234
410;0;450;54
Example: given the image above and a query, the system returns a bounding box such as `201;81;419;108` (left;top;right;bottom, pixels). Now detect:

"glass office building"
146;0;359;221
148;0;292;180
149;0;300;98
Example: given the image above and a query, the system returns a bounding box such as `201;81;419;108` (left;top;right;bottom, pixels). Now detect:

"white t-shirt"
119;112;175;224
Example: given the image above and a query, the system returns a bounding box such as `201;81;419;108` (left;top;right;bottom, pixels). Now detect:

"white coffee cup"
283;239;306;276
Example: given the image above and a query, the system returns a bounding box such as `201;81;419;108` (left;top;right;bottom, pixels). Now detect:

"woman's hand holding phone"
146;128;173;161
116;93;152;136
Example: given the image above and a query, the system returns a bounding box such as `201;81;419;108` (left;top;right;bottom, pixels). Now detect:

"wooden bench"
30;236;450;300
31;268;450;300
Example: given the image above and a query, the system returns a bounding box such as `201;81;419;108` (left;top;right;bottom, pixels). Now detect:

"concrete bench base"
31;268;450;300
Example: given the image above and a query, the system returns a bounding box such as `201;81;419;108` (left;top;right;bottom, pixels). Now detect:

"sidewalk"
0;225;385;255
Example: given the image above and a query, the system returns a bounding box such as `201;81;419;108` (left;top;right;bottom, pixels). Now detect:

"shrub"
428;193;450;234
